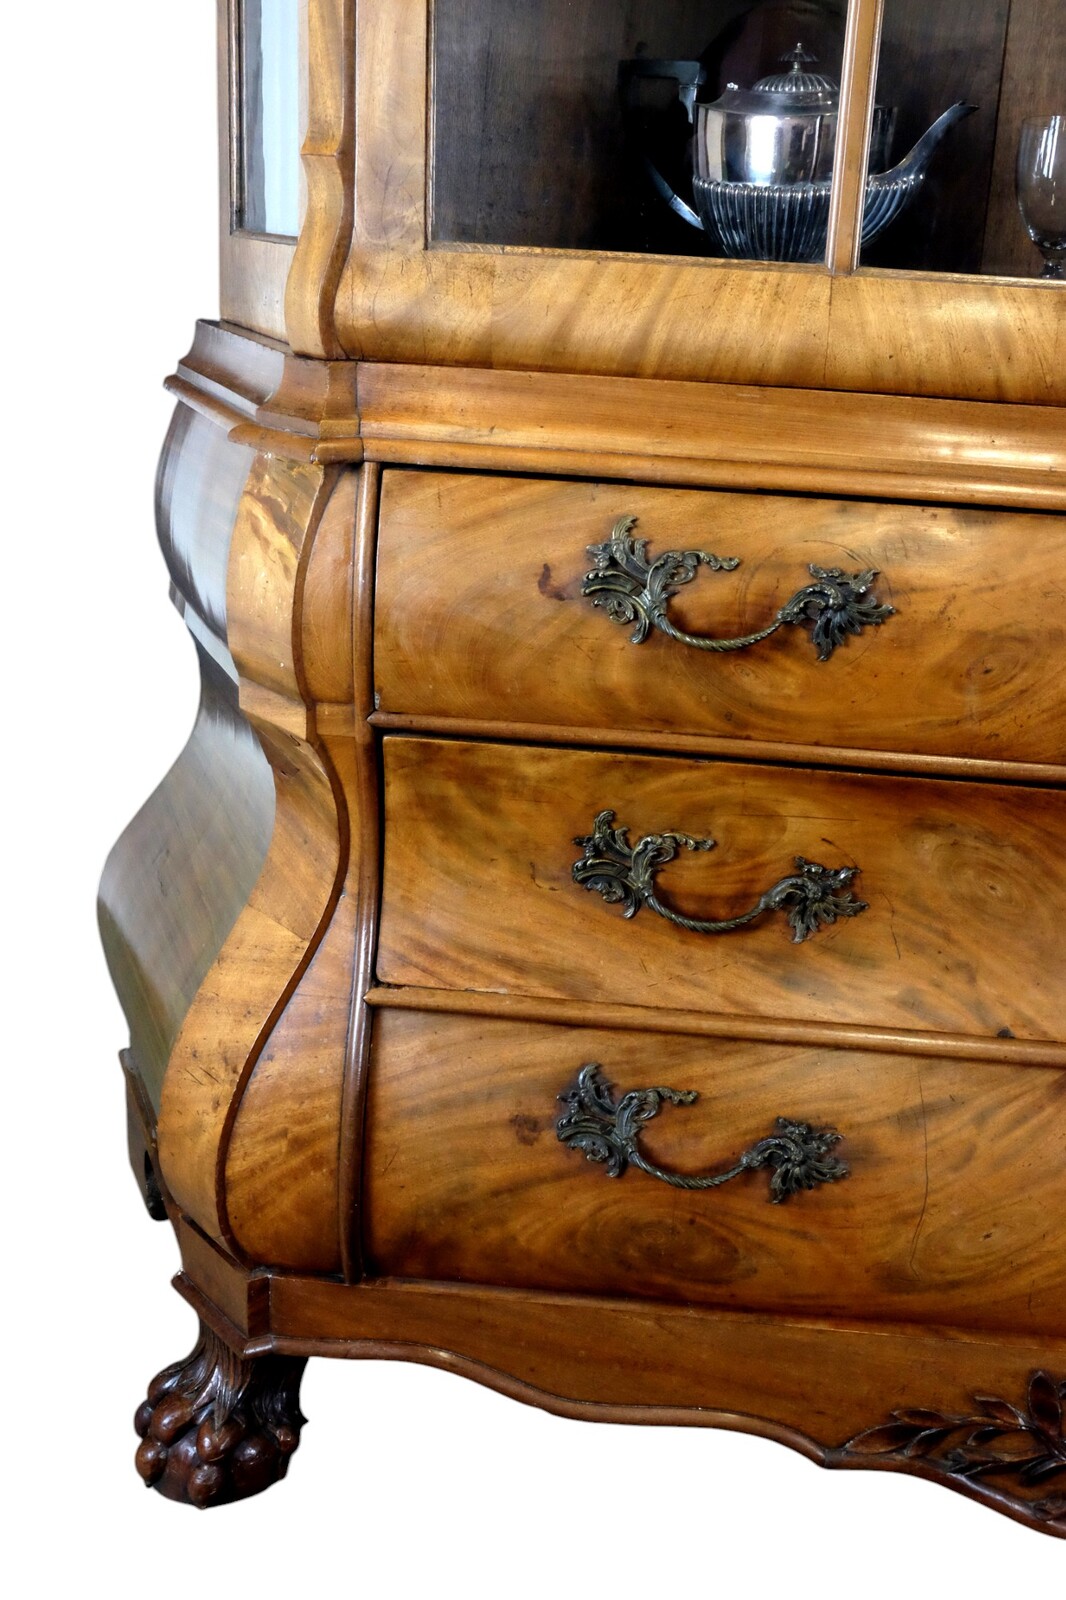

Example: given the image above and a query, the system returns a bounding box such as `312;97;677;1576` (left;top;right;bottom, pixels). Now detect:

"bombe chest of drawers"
100;0;1066;1533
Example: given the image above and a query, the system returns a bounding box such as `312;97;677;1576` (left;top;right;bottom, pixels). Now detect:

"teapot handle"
618;58;705;231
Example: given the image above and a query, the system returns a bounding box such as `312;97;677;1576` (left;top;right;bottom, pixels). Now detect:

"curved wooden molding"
168;321;1066;512
352;361;1066;511
285;0;356;357
320;1345;1065;1538
172;1257;1066;1540
364;986;1066;1072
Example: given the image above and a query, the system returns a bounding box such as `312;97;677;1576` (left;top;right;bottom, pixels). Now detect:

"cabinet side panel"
159;456;348;1250
99;408;274;1112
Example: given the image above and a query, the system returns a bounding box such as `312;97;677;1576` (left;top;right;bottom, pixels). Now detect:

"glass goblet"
1016;115;1066;279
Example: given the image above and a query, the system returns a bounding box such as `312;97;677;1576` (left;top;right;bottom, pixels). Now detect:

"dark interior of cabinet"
866;0;1062;277
430;0;846;256
430;0;1063;278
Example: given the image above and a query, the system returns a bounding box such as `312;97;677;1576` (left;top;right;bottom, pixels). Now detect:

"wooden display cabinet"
100;0;1066;1530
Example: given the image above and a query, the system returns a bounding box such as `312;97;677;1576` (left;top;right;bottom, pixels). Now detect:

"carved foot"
134;1321;307;1507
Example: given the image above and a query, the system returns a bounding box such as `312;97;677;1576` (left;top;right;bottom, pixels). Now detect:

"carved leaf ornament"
840;1372;1066;1531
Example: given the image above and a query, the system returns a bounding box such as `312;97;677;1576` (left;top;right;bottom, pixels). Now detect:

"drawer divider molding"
363;987;1066;1070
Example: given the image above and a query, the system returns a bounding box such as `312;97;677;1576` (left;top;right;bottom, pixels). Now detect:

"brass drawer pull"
582;516;894;661
557;1064;849;1202
573;809;867;943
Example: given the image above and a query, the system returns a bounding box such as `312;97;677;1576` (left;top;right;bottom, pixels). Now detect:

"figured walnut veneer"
364;1009;1066;1335
377;737;1066;1043
374;470;1066;766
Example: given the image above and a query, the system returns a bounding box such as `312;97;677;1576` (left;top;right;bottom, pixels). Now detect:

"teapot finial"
785;43;817;71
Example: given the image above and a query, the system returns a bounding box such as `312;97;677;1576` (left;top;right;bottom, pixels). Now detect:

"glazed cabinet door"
218;0;307;340
329;0;1064;396
209;1;1064;388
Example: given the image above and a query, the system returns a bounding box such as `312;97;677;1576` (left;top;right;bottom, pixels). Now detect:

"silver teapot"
620;46;974;262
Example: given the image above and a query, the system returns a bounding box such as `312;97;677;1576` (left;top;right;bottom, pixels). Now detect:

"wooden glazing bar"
286;0;356;356
825;0;885;275
352;0;428;249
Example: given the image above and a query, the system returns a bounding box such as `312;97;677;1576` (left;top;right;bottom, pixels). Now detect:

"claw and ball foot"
135;1320;307;1507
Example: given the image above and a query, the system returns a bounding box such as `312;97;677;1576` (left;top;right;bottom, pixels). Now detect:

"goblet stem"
1040;254;1065;279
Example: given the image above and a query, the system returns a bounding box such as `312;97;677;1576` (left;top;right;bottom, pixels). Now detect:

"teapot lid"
705;43;839;113
753;45;838;97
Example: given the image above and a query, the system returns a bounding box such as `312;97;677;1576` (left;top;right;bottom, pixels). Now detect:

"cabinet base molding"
163;1249;1065;1536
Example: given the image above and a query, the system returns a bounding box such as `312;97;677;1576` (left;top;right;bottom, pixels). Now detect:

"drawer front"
375;470;1066;767
364;1009;1066;1336
377;737;1066;1043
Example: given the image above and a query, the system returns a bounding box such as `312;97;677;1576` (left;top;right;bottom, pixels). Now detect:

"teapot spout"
887;101;976;185
862;102;976;245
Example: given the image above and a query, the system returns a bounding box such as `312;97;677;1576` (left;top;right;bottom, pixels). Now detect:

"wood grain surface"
375;469;1066;765
169;1242;1066;1535
363;1008;1066;1335
99;407;273;1112
377;737;1066;1043
259;1270;1066;1536
340;243;1066;403
285;0;355;357
155;405;257;643
165;322;1066;512
219;467;361;1273
352;0;427;253
365;984;1066;1068
158;454;350;1257
192;1253;1065;1455
99;648;275;1114
355;362;1066;508
825;0;883;276
368;715;1065;789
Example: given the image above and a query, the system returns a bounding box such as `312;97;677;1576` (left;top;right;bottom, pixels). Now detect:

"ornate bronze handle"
582;516;894;660
573;810;866;943
557;1064;849;1202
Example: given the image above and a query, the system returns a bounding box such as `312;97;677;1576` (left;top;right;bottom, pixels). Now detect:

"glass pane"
864;0;1066;278
239;0;301;237
431;1;849;262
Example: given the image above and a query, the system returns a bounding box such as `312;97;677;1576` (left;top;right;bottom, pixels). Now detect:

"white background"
4;3;1062;1592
